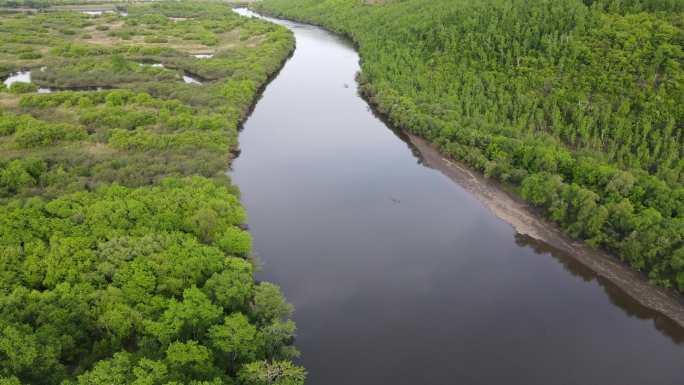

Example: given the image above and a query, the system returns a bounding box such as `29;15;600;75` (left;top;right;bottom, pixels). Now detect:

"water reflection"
182;74;201;85
515;233;684;344
378;104;684;345
231;8;684;385
382;106;684;344
3;71;30;87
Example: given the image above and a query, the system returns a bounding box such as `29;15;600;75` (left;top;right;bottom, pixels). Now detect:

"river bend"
230;8;684;385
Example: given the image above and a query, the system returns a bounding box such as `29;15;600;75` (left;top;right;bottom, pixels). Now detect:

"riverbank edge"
0;5;306;382
408;133;684;327
1;5;297;161
230;27;296;158
233;27;296;133
227;41;297;158
249;5;684;328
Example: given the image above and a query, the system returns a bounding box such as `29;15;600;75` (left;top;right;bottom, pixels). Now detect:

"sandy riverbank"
407;133;684;328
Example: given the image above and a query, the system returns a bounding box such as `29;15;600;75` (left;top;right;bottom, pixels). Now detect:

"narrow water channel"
230;9;684;385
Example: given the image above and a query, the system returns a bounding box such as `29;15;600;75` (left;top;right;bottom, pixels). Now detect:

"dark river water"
231;8;684;385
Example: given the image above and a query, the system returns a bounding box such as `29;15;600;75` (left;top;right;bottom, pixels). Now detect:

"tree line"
257;0;684;290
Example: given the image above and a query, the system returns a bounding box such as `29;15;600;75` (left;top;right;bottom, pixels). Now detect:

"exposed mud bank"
407;133;684;327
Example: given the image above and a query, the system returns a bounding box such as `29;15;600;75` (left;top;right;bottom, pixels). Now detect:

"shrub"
9;82;37;94
18;52;42;60
14;122;87;147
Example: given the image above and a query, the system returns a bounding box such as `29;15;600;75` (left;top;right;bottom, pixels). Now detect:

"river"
230;8;684;385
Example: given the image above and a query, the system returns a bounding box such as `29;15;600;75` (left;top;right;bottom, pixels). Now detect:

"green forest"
0;2;305;384
257;0;684;290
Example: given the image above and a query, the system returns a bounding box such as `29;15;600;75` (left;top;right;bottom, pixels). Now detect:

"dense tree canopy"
0;178;300;384
257;0;684;290
0;2;303;384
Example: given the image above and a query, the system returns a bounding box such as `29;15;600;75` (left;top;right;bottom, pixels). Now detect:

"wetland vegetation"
0;2;303;384
2;0;684;383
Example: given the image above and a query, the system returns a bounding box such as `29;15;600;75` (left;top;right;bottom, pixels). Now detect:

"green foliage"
0;2;302;384
203;258;254;311
13;121;86;148
0;158;45;196
258;0;684;290
17;52;41;60
252;283;293;326
0;1;294;199
8;82;37;94
0;178;302;384
208;313;259;365
238;361;307;385
218;227;253;257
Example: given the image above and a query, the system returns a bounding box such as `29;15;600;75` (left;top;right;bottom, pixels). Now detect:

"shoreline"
244;6;684;330
406;133;684;328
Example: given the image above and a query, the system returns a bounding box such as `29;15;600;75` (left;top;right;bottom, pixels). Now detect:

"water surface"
3;71;51;93
182;75;201;84
231;8;684;385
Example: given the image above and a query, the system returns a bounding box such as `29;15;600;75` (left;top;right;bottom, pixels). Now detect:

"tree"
165;341;217;381
208;313;258;366
217;227;253;257
238;361;306;385
145;287;222;345
251;283;293;326
203;258;254;311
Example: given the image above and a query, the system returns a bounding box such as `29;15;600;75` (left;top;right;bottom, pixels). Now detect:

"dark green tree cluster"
1;2;303;384
257;0;684;289
0;178;303;384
